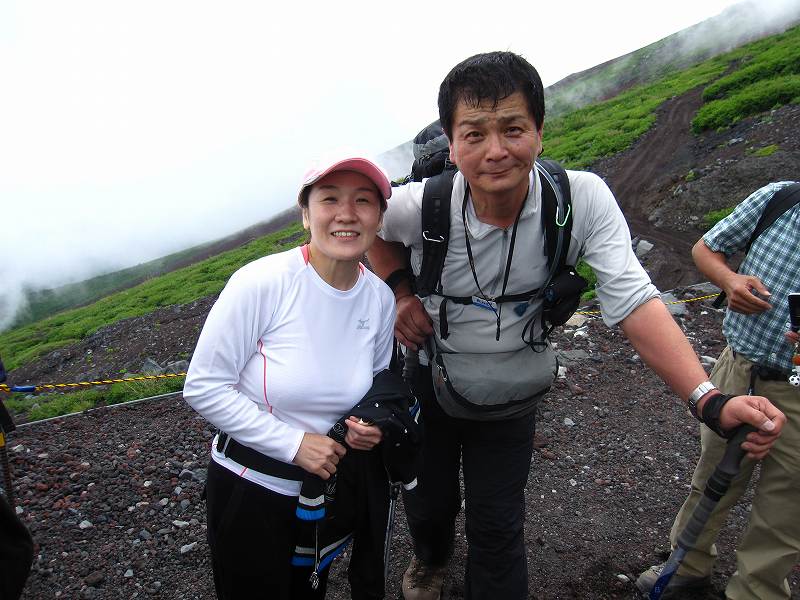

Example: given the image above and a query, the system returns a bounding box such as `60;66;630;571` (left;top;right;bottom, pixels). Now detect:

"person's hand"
395;295;433;351
292;433;346;479
784;330;800;345
344;417;383;450
722;274;772;314
717;395;786;459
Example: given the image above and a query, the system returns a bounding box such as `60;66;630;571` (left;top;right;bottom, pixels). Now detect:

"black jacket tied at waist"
291;369;422;596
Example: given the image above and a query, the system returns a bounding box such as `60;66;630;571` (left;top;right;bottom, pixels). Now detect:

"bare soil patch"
7;292;799;599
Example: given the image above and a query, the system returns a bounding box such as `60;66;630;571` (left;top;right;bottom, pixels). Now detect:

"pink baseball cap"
298;156;392;206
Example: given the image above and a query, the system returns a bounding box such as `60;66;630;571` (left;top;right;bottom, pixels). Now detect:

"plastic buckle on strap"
422;231;445;243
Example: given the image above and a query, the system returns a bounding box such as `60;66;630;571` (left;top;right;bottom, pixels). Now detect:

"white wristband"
687;381;718;419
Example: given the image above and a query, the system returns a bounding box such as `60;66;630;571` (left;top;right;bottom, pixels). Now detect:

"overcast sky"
0;0;782;327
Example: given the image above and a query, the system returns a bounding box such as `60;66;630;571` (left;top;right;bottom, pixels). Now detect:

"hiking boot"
635;563;710;597
402;556;446;600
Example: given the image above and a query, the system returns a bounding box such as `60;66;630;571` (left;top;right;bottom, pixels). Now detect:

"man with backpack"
367;51;786;600
636;181;800;600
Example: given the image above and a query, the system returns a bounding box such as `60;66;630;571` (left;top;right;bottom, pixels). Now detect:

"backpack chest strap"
434;288;542;339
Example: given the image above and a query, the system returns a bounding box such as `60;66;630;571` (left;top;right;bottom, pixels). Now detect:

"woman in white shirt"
183;155;396;599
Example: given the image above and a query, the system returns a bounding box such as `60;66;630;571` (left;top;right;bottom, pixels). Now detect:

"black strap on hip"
216;432;305;480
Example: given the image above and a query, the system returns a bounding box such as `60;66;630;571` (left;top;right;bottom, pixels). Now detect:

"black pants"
403;367;536;600
205;460;329;600
0;493;33;600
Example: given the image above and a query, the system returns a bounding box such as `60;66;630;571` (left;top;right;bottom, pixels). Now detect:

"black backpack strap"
745;182;800;253
416;169;457;297
526;159;576;346
713;182;800;308
536;159;573;272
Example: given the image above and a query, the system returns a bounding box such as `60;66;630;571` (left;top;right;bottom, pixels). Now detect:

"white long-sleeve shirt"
183;245;396;495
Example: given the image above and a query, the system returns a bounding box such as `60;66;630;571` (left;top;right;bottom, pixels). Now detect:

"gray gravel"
6;288;799;599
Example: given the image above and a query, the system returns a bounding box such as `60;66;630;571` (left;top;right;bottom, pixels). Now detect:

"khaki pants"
670;346;800;600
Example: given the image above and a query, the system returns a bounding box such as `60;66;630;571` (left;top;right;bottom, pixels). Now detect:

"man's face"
448;91;543;201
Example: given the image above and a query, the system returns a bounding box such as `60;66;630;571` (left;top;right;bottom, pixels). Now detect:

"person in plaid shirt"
637;181;800;600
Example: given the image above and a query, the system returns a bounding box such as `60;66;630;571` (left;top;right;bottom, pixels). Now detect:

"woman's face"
302;170;384;265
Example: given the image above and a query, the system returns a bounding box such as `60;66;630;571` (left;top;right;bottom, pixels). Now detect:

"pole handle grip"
719;424;756;476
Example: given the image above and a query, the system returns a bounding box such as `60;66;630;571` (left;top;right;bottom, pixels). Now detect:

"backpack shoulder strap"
416;169;456;297
745;182;800;253
535;159;573;271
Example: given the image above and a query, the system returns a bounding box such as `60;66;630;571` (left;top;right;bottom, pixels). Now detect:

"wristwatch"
687;381;718;419
384;268;414;293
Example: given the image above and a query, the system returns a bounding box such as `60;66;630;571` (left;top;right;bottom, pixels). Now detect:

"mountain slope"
545;0;800;116
7;207;302;331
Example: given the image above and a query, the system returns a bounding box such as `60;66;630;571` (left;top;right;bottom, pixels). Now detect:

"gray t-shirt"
379;168;659;355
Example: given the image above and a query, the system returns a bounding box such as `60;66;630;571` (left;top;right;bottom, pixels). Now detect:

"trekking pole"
383;481;401;582
648;423;756;600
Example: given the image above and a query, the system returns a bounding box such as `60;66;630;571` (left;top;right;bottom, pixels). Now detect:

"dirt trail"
591;88;706;288
608;87;704;217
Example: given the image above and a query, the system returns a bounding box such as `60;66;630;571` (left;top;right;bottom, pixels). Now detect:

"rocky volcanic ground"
6;287;799;599
4;84;800;599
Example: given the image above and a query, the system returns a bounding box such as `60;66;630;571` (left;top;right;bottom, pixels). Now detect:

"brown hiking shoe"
635;563;710;597
402;556;446;600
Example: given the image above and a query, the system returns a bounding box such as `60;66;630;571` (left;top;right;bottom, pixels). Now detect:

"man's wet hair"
438;51;545;139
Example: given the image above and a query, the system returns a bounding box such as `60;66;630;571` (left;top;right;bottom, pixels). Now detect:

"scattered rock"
661;292;688;316
180;542;198;554
565;314;588;328
557;349;590;365
141;358;164;375
635;239;654;259
84;571;105;586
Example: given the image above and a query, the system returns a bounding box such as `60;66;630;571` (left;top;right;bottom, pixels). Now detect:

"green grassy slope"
545;25;800;169
10;243;223;330
545;2;800;117
545;58;729;169
693;28;800;132
0;223;304;371
9;208;301;330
